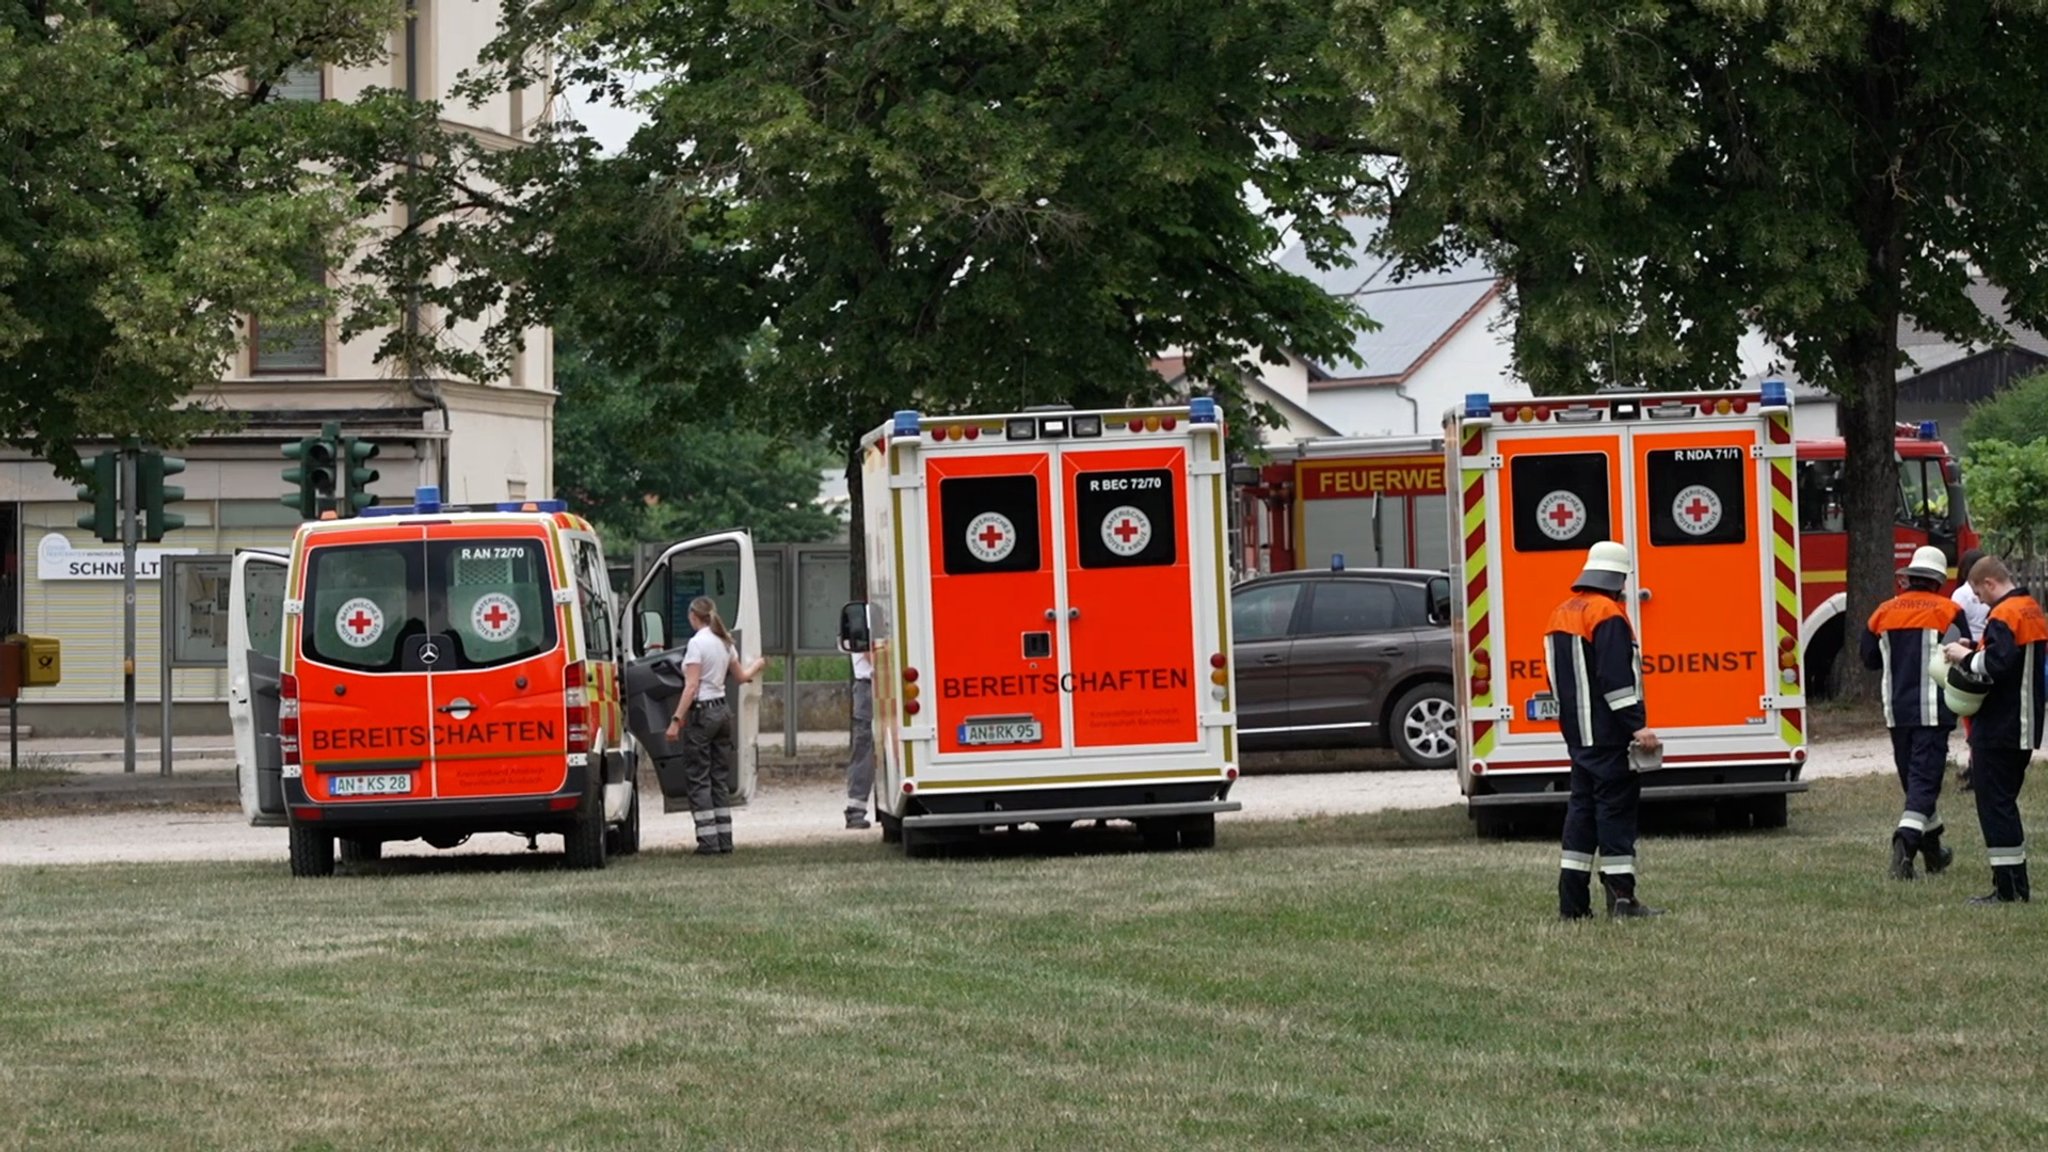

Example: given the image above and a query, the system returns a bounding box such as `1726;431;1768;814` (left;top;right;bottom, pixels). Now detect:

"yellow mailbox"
7;634;61;687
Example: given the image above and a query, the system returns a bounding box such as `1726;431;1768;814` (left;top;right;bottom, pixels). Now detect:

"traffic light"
342;436;380;514
138;450;186;541
74;451;120;543
281;430;340;519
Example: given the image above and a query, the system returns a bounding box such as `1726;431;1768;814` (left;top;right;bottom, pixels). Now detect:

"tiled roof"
1275;216;1501;386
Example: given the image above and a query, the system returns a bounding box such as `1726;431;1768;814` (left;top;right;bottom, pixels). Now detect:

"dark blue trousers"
1559;743;1640;917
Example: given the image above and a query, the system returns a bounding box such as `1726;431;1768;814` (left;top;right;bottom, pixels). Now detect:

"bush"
1961;437;2048;561
1963;369;2048;447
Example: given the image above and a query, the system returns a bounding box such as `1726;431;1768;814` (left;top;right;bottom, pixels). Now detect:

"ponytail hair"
689;596;735;652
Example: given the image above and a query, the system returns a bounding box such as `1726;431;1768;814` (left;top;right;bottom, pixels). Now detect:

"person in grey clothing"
843;650;876;829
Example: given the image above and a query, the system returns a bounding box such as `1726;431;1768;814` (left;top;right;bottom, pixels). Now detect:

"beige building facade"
1;4;555;734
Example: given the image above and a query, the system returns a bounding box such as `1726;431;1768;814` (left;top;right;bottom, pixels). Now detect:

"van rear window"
302;538;558;672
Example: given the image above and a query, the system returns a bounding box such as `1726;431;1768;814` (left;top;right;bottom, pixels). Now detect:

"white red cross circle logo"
334;597;385;648
1673;484;1723;535
470;592;521;642
1101;506;1153;557
965;511;1018;563
1536;490;1588;541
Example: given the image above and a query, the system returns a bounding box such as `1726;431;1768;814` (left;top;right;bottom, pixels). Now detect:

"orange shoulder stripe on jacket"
1546;594;1627;641
1869;591;1962;634
1991;594;2048;646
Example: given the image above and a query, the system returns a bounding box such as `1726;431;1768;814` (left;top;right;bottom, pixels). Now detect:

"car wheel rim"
1404;698;1458;761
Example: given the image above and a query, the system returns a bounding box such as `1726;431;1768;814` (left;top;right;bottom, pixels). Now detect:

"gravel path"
0;731;1918;868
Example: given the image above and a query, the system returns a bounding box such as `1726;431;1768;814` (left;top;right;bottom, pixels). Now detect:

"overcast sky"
557;82;650;154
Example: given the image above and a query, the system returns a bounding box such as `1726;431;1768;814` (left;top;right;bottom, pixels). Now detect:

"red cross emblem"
1101;506;1152;556
1115;518;1140;543
334;598;384;647
965;512;1018;562
483;603;510;629
348;610;375;634
1672;485;1722;535
1535;490;1587;541
472;593;520;638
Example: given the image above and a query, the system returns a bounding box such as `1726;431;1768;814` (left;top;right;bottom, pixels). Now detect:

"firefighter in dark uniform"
1860;546;1972;880
1943;555;2048;904
1548;541;1664;920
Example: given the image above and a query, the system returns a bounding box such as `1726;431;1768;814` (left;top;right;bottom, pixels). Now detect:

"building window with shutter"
250;264;328;375
271;62;324;102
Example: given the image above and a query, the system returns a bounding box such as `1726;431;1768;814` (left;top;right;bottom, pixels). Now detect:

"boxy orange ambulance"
840;401;1242;854
1444;383;1809;836
228;487;761;875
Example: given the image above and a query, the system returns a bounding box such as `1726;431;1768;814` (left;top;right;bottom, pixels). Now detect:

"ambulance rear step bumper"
904;799;1241;830
1468;779;1809;808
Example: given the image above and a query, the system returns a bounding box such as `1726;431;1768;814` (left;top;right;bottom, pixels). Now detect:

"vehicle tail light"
1210;652;1227;668
904;698;922;716
1471;761;1487;776
903;682;921;701
279;673;301;769
902;780;917;795
565;662;590;753
903;666;920;684
1161;416;1177;431
1471;677;1491;697
1226;766;1239;781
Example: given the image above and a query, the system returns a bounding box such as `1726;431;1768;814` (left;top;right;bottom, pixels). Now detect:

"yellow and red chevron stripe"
1767;408;1804;748
1461;445;1497;762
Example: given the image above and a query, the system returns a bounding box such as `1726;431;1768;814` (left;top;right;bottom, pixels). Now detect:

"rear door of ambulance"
1470;422;1628;781
620;531;762;800
1627;414;1799;761
291;525;438;805
424;525;574;801
229;550;290;826
919;424;1214;786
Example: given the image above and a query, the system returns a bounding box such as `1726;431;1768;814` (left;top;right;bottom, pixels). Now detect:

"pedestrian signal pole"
121;444;139;774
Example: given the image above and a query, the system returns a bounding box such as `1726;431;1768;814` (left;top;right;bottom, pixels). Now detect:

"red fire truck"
1235;415;1976;697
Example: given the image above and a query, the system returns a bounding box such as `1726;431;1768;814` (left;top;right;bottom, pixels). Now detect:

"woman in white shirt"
664;596;766;854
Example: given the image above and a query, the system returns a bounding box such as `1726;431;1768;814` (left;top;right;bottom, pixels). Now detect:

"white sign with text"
38;533;198;581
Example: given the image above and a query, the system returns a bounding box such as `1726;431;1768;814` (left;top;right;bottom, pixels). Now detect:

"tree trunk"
846;437;867;600
1833;345;1901;701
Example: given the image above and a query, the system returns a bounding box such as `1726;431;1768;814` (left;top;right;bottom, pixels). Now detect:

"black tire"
563;781;608;870
1473;808;1516;839
1750;794;1790;830
289;825;336;877
1804;619;1844;702
1178;813;1217;850
879;811;903;844
901;822;934;859
1390;682;1459;770
607;786;642;857
1139;818;1180;852
338;838;382;865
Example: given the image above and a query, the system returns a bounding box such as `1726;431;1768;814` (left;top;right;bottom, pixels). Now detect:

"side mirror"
839;601;871;653
640;610;666;652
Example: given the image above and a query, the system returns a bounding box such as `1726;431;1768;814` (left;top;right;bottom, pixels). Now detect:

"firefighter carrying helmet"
1573;541;1631;594
1902;545;1949;583
1927;647;1991;717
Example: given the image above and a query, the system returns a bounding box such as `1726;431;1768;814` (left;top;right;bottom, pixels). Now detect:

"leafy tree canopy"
0;0;436;478
410;0;1374;457
1962;438;2048;563
1335;0;2048;675
554;341;842;549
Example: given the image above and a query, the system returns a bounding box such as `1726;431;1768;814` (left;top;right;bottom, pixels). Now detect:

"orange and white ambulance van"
228;487;760;875
1444;383;1809;836
839;400;1242;855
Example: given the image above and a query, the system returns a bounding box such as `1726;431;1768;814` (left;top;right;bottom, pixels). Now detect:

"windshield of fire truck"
1795;458;1964;536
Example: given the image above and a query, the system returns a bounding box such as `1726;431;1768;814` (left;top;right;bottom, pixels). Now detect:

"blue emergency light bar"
893;410;921;437
1190;397;1218;424
359;487;569;518
1918;420;1938;440
1760;379;1788;408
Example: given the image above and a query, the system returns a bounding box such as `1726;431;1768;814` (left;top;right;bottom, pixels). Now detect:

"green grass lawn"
4;774;2048;1150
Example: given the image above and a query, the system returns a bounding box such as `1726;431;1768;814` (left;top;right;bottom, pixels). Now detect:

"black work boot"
1971;865;2030;904
1558;870;1594;921
1610;898;1666;919
1920;829;1954;874
1890;834;1918;880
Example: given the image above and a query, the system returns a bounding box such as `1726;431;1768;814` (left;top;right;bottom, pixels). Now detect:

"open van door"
228;550;291;827
620;531;761;802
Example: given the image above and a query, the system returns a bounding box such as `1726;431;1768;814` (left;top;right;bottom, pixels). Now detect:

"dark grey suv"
1232;568;1457;768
